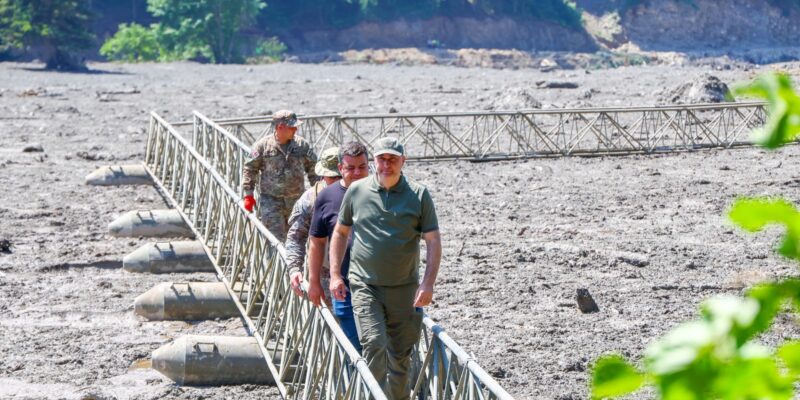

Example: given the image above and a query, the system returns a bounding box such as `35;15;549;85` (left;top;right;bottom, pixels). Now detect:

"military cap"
373;136;405;157
272;109;303;127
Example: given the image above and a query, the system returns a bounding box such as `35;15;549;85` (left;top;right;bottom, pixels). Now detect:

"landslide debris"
488;87;542;111
658;74;731;105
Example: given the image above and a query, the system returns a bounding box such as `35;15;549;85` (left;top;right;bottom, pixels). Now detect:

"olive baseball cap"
373;136;405;157
272;109;303;127
315;147;341;177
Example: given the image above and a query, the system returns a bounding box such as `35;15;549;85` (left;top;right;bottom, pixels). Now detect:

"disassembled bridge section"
191;101;769;161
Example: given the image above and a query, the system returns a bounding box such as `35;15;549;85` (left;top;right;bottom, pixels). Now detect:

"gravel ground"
1;60;800;399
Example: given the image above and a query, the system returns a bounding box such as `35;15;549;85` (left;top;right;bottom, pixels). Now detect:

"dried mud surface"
2;61;800;399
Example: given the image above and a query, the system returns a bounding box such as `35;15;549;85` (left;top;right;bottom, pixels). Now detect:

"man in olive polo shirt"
329;137;442;400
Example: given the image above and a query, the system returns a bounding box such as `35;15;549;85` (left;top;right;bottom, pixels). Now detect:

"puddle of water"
128;358;152;371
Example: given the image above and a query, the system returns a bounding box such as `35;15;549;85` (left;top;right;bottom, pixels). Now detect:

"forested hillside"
2;0;800;69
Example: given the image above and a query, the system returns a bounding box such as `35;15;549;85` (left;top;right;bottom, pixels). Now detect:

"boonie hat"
373;136;405;157
315;147;341;177
273;109;303;127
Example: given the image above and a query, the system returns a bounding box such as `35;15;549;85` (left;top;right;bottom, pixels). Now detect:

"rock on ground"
658;74;731;104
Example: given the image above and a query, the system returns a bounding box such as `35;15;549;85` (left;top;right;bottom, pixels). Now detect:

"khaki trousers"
350;276;423;400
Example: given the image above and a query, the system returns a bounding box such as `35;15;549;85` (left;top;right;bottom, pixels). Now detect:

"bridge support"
85;164;152;186
108;210;193;238
135;282;238;321
152;335;275;386
123;241;214;273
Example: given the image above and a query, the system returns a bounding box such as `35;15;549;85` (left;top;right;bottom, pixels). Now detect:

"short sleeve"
309;195;328;238
338;186;355;227
420;188;438;233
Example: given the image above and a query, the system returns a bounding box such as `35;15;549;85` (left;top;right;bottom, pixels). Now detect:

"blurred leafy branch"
591;72;800;399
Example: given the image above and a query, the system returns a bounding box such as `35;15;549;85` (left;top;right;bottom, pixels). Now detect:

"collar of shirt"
369;174;407;193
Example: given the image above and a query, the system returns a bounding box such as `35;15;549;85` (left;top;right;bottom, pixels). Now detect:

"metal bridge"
201;101;768;160
149;101;769;399
149;112;512;399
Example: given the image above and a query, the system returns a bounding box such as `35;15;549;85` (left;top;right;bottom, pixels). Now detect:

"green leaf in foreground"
731;73;800;149
591;355;645;399
778;341;800;376
728;197;800;260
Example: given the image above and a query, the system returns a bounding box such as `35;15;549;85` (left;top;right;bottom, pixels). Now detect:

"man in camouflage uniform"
285;147;341;299
242;110;318;242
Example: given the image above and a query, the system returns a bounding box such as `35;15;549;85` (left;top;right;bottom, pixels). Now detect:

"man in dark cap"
329;137;442;400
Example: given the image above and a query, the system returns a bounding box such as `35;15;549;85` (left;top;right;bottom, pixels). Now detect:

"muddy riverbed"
1;60;800;399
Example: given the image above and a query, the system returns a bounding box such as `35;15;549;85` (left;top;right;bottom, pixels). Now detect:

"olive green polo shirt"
338;174;438;286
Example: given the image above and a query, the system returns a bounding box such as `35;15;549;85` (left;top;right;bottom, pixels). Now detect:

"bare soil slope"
1;61;800;399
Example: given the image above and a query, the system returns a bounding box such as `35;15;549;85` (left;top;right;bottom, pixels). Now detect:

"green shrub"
100;23;160;62
253;36;287;62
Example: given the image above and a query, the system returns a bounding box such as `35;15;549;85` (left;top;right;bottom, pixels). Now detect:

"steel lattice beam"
201;102;767;161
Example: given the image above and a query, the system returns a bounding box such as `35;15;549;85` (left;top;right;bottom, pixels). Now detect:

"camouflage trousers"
259;195;299;242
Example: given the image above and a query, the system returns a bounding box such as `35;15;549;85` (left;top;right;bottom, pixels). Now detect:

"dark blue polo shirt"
310;182;351;279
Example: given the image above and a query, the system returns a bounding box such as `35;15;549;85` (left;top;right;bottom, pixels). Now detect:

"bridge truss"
205;102;767;160
149;111;513;399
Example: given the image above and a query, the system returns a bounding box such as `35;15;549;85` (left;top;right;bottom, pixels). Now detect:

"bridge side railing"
191;110;514;400
208;102;768;160
145;112;387;400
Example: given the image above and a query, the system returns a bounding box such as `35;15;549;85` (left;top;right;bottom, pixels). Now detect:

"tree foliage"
0;0;95;70
590;73;800;399
100;23;160;62
261;0;582;31
100;0;266;63
146;0;265;63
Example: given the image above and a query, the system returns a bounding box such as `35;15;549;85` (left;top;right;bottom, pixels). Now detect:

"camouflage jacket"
242;134;318;199
285;180;328;277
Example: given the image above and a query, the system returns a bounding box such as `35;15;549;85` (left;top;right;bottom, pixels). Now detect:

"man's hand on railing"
307;280;326;306
330;275;348;302
289;271;304;297
243;194;256;212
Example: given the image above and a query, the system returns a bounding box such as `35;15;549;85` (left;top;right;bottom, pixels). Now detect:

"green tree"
0;0;95;70
146;0;265;63
100;23;160;62
590;73;800;399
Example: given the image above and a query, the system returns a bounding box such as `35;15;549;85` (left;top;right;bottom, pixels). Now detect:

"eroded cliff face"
283;16;597;52
287;0;799;54
580;0;800;51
